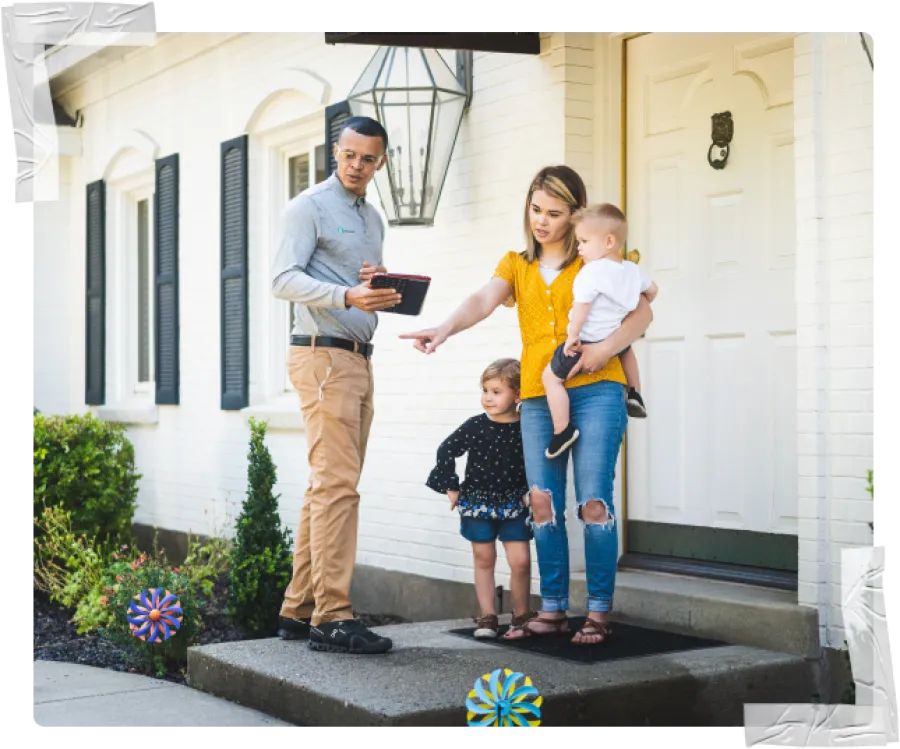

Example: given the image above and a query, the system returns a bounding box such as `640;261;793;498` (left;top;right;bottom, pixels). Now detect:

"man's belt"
290;335;373;359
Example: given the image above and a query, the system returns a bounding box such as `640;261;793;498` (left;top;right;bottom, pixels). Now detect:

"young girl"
426;358;534;640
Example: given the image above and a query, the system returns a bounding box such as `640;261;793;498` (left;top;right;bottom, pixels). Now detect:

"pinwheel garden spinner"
466;668;542;726
127;588;183;642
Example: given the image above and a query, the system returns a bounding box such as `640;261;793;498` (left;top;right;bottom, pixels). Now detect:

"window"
92;134;168;423
96;164;159;423
136;198;152;386
246;112;328;425
283;143;327;391
113;179;155;400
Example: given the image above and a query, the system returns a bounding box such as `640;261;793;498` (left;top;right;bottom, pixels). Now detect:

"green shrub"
227;418;293;637
180;533;231;599
73;532;230;638
34;413;141;547
34;504;110;610
101;551;201;677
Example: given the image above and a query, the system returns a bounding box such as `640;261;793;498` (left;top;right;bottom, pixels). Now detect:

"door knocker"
708;111;733;170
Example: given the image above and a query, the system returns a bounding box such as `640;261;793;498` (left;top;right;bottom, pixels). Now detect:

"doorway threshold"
619;552;797;591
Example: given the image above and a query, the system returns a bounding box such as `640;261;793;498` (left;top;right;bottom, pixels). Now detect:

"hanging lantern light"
347;46;468;226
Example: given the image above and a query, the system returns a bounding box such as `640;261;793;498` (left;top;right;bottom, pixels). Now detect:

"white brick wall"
34;157;77;416
37;32;594;592
793;33;874;648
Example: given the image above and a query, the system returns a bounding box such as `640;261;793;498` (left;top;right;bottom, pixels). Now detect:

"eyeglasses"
336;148;383;168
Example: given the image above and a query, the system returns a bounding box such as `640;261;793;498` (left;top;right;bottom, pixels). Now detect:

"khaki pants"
279;346;374;626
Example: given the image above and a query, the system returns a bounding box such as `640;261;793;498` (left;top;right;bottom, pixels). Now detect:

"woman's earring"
515;400;522;413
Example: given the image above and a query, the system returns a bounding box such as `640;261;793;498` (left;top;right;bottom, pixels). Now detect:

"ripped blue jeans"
520;379;627;614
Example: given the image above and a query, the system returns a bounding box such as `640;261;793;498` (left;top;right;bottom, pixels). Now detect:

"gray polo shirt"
271;172;386;342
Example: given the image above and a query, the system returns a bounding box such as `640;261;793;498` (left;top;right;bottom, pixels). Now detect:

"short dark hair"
341;117;389;152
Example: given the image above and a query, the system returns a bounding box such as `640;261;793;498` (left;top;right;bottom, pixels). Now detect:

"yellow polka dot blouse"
493;251;627;400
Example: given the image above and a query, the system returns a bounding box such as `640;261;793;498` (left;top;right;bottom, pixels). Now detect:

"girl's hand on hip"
448;490;459;509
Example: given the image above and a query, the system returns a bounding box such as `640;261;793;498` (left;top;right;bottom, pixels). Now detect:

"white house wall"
38;32;594;592
793;32;874;648
34;156;78;416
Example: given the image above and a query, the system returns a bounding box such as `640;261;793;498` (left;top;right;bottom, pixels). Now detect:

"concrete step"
349;564;820;659
570;569;820;658
187;618;817;727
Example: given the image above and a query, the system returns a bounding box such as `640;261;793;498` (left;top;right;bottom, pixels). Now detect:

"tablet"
370;272;431;316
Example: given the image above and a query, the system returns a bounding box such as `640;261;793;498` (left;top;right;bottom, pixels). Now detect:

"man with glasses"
272;116;400;654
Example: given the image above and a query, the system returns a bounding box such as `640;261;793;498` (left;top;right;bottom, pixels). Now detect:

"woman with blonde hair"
402;165;653;644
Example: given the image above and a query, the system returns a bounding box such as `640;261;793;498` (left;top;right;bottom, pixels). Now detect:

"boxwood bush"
34;412;141;548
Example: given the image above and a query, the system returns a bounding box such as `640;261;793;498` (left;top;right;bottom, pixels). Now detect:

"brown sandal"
510;610;539;628
503;612;568;640
572;617;612;645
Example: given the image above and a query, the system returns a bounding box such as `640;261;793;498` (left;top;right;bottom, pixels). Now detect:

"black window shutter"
220;135;249;410
325;100;352;175
154;154;180;405
85;180;106;405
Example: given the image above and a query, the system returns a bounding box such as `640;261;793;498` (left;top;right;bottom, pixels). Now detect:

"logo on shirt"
337;227;356;234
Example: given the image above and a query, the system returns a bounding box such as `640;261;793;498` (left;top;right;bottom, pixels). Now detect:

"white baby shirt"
570;258;651;342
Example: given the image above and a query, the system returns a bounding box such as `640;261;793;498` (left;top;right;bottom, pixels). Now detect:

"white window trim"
97;166;158;426
243;116;324;431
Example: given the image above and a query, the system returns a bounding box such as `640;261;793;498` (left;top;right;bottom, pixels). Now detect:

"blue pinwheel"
127;588;183;643
466;668;542;727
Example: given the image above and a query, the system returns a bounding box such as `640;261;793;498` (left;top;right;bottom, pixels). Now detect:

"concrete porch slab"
187;618;816;727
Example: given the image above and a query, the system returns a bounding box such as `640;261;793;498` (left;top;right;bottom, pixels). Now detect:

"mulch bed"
34;576;408;686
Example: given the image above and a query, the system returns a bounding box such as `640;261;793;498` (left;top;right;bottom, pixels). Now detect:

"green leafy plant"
33;504;110;610
70;546;144;634
180;533;231;599
868;470;873;532
34;413;141;548
227;418;293;637
102;550;201;677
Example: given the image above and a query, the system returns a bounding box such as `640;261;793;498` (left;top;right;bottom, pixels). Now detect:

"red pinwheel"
127;588;183;642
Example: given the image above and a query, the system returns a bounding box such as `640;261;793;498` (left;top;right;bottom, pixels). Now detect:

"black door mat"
446;618;727;664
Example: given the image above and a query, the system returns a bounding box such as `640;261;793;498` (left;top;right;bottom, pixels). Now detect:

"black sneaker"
627;388;647;418
308;619;393;654
278;615;312;640
545;423;579;459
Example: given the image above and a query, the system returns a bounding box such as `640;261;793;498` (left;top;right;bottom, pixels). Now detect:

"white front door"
625;33;797;542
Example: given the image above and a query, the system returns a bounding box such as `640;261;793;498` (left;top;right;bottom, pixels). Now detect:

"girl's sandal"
572;617;612;645
503;612;569;639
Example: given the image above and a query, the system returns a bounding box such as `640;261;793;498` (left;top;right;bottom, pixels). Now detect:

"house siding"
793;32;874;648
34;157;77;416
